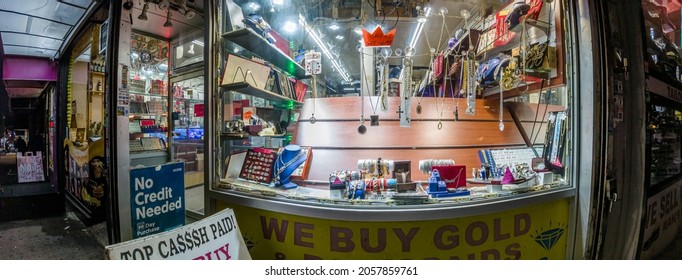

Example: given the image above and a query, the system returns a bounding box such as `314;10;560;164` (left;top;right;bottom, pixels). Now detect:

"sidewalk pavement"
0;207;107;260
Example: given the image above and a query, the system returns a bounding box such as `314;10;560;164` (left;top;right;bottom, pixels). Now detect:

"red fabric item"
431;165;467;189
269;30;291;56
495;13;516;47
526;0;544;20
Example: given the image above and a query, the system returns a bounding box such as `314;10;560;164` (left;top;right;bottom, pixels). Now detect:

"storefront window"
214;0;572;205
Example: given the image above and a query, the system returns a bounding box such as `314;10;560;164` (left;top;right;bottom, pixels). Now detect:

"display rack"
222;28;308;79
221;82;303;108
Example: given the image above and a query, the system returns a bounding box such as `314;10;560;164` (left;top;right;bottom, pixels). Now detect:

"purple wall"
2;55;58;81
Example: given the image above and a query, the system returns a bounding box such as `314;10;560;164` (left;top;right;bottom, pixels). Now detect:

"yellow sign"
216;198;570;260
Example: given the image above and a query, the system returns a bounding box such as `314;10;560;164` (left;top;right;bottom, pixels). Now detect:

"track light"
138;2;149;21
164;9;173;27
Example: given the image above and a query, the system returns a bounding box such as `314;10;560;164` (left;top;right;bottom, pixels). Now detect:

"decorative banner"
130;162;185;239
362;26;396;47
640;182;682;259
106;208;252;260
216;198;570;260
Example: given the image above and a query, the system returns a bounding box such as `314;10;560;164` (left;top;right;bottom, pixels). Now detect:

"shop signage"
647;76;682;103
130;162;185;238
216;198;570;260
640;182;682;259
106;208;251;260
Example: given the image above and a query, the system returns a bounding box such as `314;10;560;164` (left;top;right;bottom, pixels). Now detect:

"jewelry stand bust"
273;145;307;189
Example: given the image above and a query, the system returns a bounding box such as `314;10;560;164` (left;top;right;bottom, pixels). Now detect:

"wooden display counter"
293;97;564;181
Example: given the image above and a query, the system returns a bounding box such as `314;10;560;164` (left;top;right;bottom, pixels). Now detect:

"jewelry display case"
207;0;577;260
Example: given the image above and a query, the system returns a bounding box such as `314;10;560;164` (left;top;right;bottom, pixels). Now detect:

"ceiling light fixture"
249;2;261;10
273;0;284;5
336;35;344;40
164;9;173;27
283;21;297;33
138;1;149;21
300;14;351;82
329;22;340;30
191;39;204;47
408;7;431;51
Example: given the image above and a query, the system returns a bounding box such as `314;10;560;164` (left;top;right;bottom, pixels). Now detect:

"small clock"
140;51;152;63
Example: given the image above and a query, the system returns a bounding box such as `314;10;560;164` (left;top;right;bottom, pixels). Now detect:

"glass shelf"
222;28;308;79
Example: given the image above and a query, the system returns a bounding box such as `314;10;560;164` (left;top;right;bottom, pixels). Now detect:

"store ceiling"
253;0;499;87
129;0;204;40
0;0;93;58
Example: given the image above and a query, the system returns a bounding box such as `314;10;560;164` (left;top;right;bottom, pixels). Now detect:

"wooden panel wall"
291;97;565;181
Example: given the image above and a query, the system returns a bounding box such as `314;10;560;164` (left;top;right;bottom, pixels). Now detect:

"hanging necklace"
310;75;317;124
358;46;367;134
361;50;382;126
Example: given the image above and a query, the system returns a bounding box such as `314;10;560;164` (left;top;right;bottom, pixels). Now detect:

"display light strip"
408;7;431;51
299;14;352;82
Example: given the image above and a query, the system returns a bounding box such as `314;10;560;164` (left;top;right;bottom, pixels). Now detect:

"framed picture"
99;20;108;55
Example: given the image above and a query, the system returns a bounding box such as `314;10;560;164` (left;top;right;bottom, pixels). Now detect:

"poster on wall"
64;139;108;220
17;151;45;183
130;162;185;239
106;208;251;260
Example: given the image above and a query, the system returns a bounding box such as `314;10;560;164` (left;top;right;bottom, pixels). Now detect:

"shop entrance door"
169;70;205;217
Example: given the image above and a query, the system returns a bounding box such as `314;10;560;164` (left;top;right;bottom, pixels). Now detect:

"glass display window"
213;0;574;207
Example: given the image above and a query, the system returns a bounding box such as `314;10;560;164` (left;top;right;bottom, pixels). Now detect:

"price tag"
304;51;322;75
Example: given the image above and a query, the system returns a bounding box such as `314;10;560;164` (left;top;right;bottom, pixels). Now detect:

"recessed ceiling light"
336;35;344;40
329;23;340;30
283;21;297;33
249;2;261;10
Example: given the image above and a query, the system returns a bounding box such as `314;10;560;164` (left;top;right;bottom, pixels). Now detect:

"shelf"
90;71;105;76
90;90;104;94
220;133;288;140
446;29;481;56
129;90;168;98
130;150;168;159
476;19;549;61
129;113;168;118
222;28;308;79
173;97;204;104
221;82;303;108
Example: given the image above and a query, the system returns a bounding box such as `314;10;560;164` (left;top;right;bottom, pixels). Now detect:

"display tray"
216;176;567;207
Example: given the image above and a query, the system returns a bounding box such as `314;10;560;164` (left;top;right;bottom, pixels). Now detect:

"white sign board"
105;208;251;260
640;182;682;259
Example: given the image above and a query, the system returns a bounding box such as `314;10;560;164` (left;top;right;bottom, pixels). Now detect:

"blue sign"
130;162;185;238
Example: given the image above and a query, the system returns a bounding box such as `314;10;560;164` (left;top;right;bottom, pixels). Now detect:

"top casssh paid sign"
105;208;252;260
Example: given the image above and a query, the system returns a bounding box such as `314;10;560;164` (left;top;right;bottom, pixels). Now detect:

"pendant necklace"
358;46;367;134
310;75;317;124
455;55;465;121
361;49;382;126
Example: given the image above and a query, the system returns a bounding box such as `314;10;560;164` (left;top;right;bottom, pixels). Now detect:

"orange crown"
361;26;396;47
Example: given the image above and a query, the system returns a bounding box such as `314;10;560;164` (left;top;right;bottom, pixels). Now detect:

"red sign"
362;26;396;47
194;104;204;117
